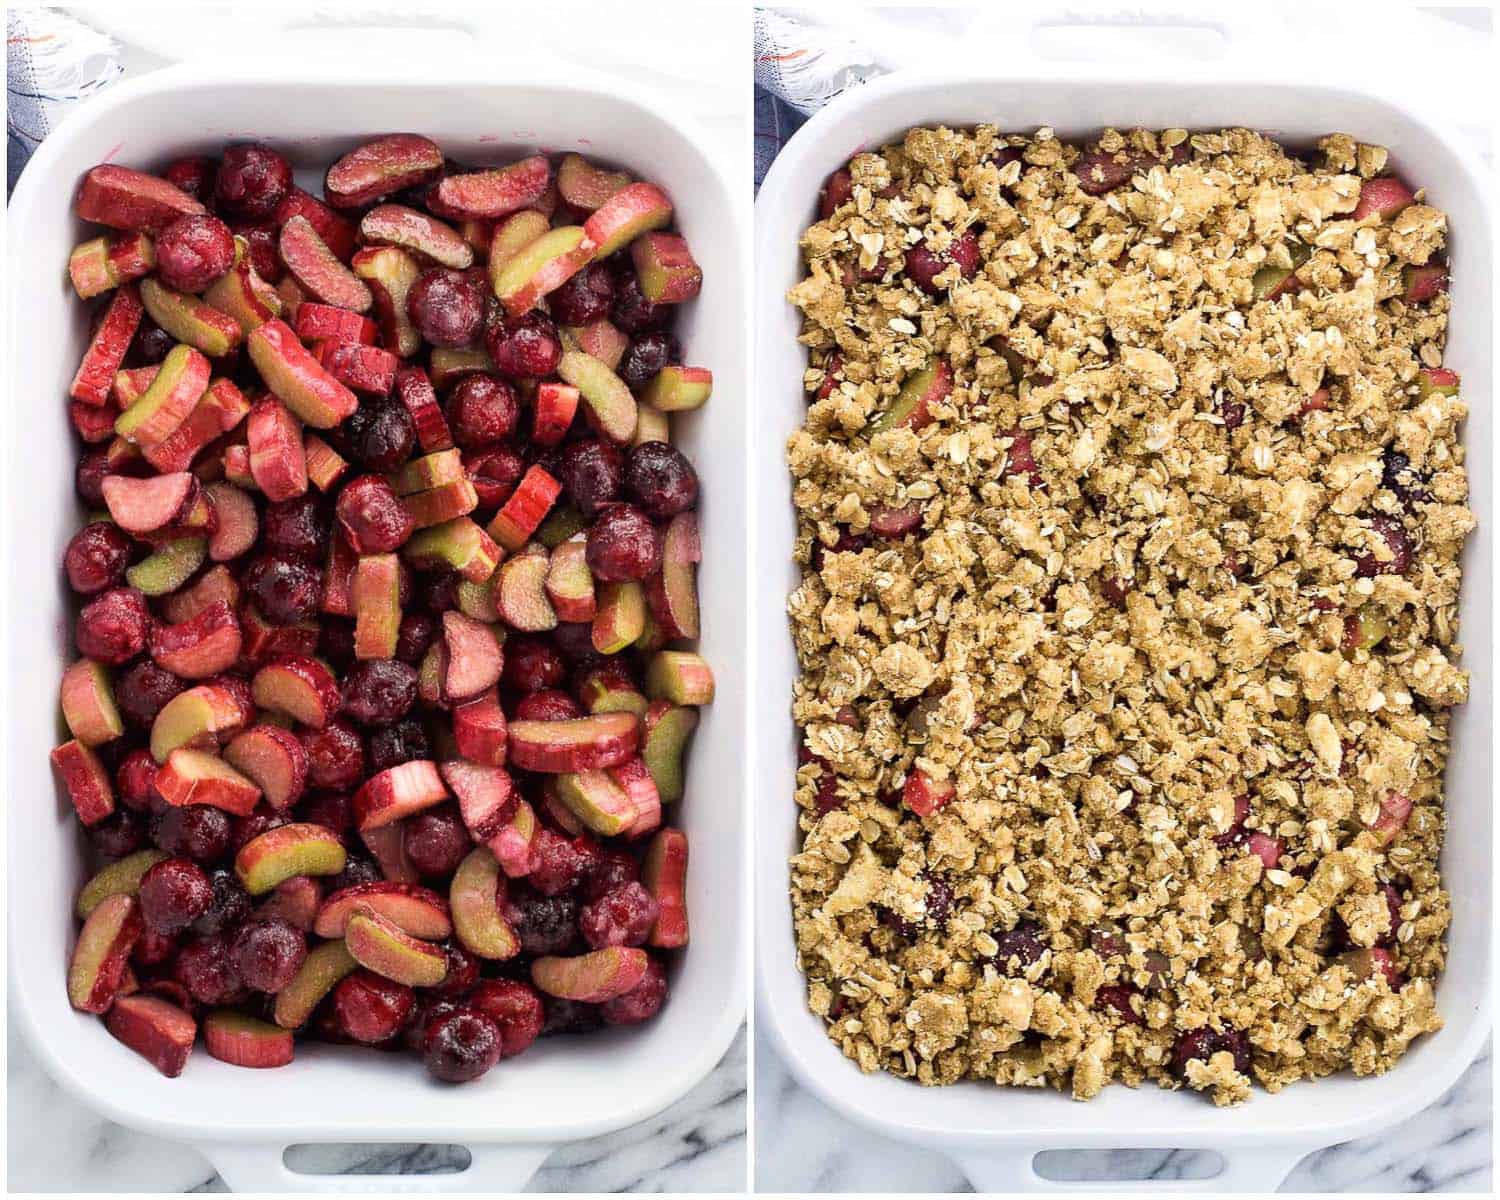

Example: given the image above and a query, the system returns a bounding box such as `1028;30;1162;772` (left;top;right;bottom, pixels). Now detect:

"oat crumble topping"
784;126;1470;1104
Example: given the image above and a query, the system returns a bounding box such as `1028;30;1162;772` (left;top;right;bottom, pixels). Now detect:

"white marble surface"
6;1023;745;1192
755;1028;1490;1192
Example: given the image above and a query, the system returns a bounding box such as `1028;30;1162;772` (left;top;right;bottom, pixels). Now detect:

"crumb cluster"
784;125;1470;1104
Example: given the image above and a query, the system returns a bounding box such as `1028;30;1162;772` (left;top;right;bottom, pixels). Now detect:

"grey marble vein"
754;1028;1491;1193
7;1023;745;1193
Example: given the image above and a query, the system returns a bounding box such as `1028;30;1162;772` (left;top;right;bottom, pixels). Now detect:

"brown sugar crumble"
784;126;1470;1105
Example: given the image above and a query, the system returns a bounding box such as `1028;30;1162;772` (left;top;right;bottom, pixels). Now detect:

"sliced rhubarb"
593;580;647;654
246;319;359;428
452;688;508;766
150;682;253;762
441;758;514;840
246;395;307;502
251;655;339;728
76;849;169;919
303;433;349;491
532;947;647;1003
203;239;282;334
394;366;452;451
646;512;700;640
642;365;712;412
204;481;258;560
642;827;689;947
279;215;372;312
563;318;629;372
450;847;519;959
557;351;637;444
235;821;347;895
255;875;322;931
343;905;448;986
401;516;501;582
126;536;207;596
71;284;144;406
274;186;359;261
404;479;479;528
394;448;465;496
360;204;473;269
508;712;640;773
557;154;631;212
583;182;673;258
101;471;197;533
143;377;250;472
68;893;141;1012
645;650;715;706
155;748;261;816
106;993;197;1077
224;723;308;810
325;134;445;209
61;659;124;747
149;600;242;678
51;739;115;825
632;232;702;303
273;939;358;1028
353;553;402;658
429;156;551;220
314;881;452;940
546;533;596;622
555;769;636;836
352;246;423;358
491;225;594;317
69;232;156;298
354;759;448;830
313;339;398;395
532;381;579;446
76;164;205;233
496;544;557;633
487;465;561;551
871;359;953;434
203;1009;294;1068
140;277;242;357
441;610;505;700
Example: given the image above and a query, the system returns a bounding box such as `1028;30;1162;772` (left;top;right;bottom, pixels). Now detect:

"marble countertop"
755;1029;1490;1192
6;1024;745;1192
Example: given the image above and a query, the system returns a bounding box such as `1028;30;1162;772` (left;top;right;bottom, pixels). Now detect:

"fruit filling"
57;136;710;1083
786;126;1468;1105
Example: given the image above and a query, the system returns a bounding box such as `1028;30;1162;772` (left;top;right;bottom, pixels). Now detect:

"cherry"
155;213;235;292
301;719;366;789
559;439;624;517
332;969;414;1044
301;790;353;838
548;263;615;325
514;688;582;722
336;474;413;554
340;397;415;472
151;803;232;862
193;869;252;937
486;312;562;380
904;231;980;295
64;521;132;594
128;320;176;366
115;660;187;728
466;979;544;1058
445;374;519;447
465;446;526;510
89;809;147;859
262;494;329;562
213;144;291;221
423;1008;502;1082
75;587;150;664
395;612;437;665
618;331;680;392
173;933;246;1005
229;917;307;992
587;849;640;900
528;829;601;897
431;940;480;997
585;503;663;581
402;804;472;877
506;891;580;956
243;553;322;624
115;749;160;812
541;997;601;1036
503;635;566;693
163;155;216;204
1171;1026;1251;1076
341;658;418;726
579;882;659;949
610;270;668;333
623;442;698;518
407;268;484;348
991;920;1046;974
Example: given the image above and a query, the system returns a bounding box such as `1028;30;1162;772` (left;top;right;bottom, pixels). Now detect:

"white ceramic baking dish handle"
955;1144;1312;1193
201;1140;553;1193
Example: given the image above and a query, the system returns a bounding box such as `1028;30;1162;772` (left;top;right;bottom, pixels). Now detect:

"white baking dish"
752;14;1493;1194
6;54;747;1193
